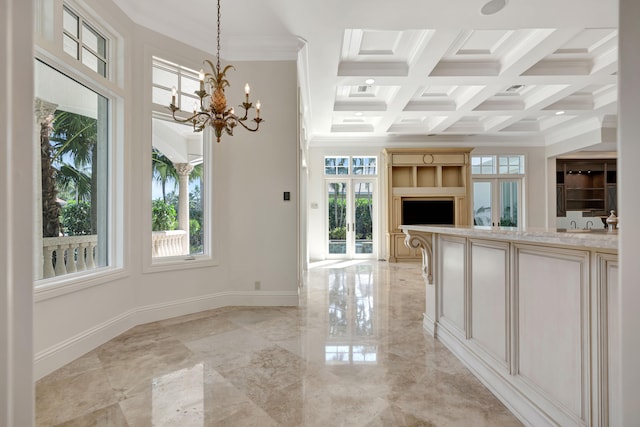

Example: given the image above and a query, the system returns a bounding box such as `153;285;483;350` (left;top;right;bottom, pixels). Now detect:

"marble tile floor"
36;261;523;426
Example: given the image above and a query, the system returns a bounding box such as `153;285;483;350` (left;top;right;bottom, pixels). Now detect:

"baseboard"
34;290;298;380
422;313;436;337
436;323;558;427
34;309;136;380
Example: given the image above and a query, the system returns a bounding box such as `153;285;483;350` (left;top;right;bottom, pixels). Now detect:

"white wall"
33;0;299;379
1;0;35;425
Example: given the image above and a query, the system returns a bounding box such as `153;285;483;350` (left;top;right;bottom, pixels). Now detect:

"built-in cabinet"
556;159;617;217
383;148;472;262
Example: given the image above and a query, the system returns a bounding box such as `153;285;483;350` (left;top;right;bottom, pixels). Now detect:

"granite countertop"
400;225;619;251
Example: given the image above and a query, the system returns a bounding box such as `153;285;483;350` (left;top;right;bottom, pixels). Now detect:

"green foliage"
354;197;373;240
329;226;346;240
499;217;517;227
152;199;177;231
189;185;203;254
61;201;92;235
327;195;373;240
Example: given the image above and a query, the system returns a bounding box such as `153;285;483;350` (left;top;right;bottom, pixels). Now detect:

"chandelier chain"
216;0;221;71
168;0;263;142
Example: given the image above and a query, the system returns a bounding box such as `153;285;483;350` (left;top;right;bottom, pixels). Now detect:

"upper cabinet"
556;159;617;217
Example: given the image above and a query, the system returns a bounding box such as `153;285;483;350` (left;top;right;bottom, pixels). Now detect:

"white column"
175;163;193;255
617;0;640;424
0;0;35;425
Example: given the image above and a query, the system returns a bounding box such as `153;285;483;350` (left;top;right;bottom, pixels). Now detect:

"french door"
473;179;522;227
326;180;376;258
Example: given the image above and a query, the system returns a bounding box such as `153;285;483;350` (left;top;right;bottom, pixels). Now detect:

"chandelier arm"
170;109;211;124
233;118;262;132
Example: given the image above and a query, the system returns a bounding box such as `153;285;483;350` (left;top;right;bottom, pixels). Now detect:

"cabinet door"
557;184;566;217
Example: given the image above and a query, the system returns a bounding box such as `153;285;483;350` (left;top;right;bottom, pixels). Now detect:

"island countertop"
400;224;618;251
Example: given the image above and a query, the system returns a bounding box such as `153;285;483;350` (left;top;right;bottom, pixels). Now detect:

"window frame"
33;55;125;298
324;155;378;177
471;154;526;228
62;4;109;78
144;56;217;273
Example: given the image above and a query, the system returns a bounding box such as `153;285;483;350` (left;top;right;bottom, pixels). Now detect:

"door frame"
325;178;377;259
473;177;523;227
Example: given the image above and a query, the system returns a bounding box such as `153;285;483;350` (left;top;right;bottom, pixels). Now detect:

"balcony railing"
42;235;98;279
41;230;188;279
152;230;188;258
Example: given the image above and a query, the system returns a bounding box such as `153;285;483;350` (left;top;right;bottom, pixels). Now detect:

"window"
472;156;495;175
499;155;525;174
150;57;210;263
62;6;108;77
150;119;205;259
325;156;377;176
152;57;200;113
325;157;349;175
351;157;377;175
35;60;111;280
472;155;525;175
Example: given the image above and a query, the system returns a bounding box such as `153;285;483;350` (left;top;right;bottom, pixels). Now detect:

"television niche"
402;199;454;225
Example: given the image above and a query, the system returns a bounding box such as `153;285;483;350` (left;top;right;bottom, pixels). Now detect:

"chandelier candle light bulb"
167;0;264;142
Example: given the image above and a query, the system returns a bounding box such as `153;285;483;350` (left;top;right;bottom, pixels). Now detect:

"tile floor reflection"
36;261;522;426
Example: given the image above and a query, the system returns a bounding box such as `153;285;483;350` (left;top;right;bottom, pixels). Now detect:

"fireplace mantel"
383;148;472;262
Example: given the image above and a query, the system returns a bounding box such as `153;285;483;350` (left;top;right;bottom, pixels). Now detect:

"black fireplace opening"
402;199;454;225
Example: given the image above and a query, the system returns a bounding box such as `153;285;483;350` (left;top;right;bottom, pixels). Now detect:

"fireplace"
402;199;455;225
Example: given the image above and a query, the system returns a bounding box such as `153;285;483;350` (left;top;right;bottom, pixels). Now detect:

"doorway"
473;179;522;227
326;180;376;258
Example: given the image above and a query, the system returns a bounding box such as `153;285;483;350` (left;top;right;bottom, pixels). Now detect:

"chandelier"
168;0;263;142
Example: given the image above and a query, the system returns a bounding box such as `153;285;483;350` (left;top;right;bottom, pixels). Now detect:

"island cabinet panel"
439;236;466;336
469;240;509;368
515;245;590;424
401;225;618;427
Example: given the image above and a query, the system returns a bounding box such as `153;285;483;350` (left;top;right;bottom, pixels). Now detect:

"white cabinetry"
403;225;618;427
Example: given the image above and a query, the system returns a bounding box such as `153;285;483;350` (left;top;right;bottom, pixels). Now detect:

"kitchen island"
401;225;618;427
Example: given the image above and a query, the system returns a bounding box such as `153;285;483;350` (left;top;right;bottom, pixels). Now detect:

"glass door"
327;182;348;255
473;179;521;227
327;180;376;258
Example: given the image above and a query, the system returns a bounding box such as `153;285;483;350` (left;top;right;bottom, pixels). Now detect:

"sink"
557;228;611;234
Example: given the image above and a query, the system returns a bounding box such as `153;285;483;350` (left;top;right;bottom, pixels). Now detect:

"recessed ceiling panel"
457;30;513;55
555;29;617;55
359;30;401;55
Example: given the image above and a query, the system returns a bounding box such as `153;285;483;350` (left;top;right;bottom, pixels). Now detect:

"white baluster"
76;242;87;271
54;245;67;276
86;242;96;269
66;244;77;273
43;246;55;279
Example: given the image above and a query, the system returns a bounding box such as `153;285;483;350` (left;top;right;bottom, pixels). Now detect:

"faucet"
586;220;593;229
570;220;577;229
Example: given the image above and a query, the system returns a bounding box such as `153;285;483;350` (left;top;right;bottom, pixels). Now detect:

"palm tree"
40;112;60;237
49;110;98;233
151;148;178;202
151;147;203;202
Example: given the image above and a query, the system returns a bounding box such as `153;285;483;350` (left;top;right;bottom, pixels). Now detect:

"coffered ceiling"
114;0;619;148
